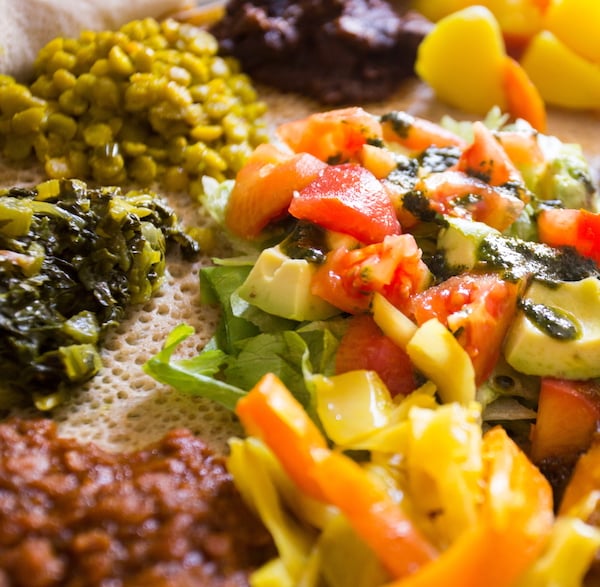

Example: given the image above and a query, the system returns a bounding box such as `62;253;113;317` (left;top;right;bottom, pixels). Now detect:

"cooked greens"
0;178;199;409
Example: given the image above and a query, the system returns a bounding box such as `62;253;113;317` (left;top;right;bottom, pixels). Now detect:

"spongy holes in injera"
3;162;243;455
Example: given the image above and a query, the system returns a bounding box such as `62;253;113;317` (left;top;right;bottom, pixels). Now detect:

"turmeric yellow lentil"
0;18;269;195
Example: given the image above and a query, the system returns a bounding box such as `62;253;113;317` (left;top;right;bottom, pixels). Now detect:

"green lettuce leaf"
143;323;245;411
145;260;347;411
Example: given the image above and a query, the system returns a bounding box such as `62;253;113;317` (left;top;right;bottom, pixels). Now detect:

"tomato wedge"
276;106;383;164
537;208;600;265
335;314;417;397
417;169;525;232
380;111;467;152
289;163;401;244
456;121;524;186
225;143;327;239
410;273;519;385
530;377;600;463
312;234;432;315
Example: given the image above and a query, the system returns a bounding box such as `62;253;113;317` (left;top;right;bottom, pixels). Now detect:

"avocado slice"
437;217;500;271
237;245;339;322
504;277;600;379
537;135;598;212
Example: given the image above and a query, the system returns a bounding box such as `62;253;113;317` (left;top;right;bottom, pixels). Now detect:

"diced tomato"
410;273;520;385
276;106;383;163
495;129;546;169
225;143;327;239
289;163;401;244
417;169;525;232
537;208;600;265
530;377;600;463
380;111;467;152
335;314;418;397
312;234;432;315
312;245;372;314
457;121;524;186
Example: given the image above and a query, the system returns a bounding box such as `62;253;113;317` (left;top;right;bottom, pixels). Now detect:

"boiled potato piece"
415;6;507;114
544;0;600;65
481;0;545;45
410;0;471;22
521;31;600;109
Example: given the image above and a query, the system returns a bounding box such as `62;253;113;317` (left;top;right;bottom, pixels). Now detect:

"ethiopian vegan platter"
1;0;600;585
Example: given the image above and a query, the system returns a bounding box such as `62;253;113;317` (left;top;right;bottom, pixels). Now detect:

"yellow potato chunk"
410;0;471;22
520;30;600;109
544;0;600;65
481;0;546;44
415;6;507;114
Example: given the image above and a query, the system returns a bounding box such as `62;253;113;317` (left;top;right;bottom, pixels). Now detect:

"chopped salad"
145;106;600;586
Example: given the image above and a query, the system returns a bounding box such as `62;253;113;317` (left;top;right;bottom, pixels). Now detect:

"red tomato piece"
457;121;524;186
312;234;431;315
495;129;546;175
530;377;600;463
276;106;383;163
538;208;600;265
418;169;525;232
335;314;418;397
380;111;467;152
225;143;327;239
311;246;373;314
289;163;401;244
410;273;519;385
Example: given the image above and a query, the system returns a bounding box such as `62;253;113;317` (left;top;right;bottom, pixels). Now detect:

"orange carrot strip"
312;447;438;578
235;373;329;501
560;440;600;515
236;373;437;578
503;55;547;132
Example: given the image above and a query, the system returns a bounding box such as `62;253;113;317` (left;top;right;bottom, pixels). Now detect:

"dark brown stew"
212;0;432;104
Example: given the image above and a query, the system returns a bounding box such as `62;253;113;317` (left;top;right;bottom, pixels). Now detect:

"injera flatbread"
1;70;599;454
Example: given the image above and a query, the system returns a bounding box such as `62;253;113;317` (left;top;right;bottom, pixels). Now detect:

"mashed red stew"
0;419;275;587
